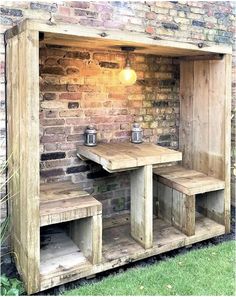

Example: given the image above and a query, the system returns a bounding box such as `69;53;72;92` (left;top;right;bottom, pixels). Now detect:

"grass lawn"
64;240;236;296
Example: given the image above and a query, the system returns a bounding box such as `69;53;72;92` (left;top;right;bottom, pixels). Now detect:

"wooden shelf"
40;182;102;227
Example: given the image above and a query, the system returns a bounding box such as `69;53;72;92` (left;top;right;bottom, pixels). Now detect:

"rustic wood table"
77;142;182;249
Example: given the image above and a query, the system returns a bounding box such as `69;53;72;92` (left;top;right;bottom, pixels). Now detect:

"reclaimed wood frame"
5;19;232;294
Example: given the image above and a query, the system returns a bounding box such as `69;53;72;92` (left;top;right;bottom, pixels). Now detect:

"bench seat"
153;165;225;196
40;181;102;265
153;166;225;237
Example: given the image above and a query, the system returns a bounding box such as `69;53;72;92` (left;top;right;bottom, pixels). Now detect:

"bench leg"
69;214;102;264
156;182;195;236
130;165;153;249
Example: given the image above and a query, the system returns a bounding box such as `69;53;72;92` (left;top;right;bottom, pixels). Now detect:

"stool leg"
157;182;195;236
70;214;102;264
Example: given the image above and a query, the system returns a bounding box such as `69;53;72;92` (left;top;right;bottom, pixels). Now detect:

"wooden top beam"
5;19;232;56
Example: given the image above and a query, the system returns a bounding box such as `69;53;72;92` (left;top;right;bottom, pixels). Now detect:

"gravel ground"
1;206;235;296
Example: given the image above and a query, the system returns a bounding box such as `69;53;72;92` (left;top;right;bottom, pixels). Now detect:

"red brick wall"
39;46;179;215
0;1;235;220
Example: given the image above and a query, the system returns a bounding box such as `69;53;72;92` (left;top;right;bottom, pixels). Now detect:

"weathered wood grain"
77;143;182;172
154;166;225;196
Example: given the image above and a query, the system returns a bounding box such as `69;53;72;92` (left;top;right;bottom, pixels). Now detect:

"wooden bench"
40;181;102;264
153;166;225;236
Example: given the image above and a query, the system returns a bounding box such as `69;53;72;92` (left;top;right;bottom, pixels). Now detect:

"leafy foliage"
0;275;24;296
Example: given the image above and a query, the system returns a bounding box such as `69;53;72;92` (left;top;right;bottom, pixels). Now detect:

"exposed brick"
99;62;119;69
162;22;179;30
41;67;65;76
30;2;57;12
0;8;23;17
69;1;90;9
74;9;98;18
68;102;79;109
40;168;64;178
41;152;66;161
192;20;206;27
43;93;57;100
65;51;90;59
66;165;90;174
59;93;81;100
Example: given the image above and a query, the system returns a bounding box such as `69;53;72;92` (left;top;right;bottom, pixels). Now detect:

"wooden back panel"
180;58;228;179
180;56;231;231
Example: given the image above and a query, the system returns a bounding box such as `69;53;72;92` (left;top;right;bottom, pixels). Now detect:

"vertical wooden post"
70;215;102;265
130;165;153;249
7;29;40;294
224;54;232;233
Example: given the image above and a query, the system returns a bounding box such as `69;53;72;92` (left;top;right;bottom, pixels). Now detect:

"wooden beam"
177;54;224;61
5;19;232;55
130;165;153;249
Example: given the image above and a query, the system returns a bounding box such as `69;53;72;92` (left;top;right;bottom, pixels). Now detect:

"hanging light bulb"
119;47;137;86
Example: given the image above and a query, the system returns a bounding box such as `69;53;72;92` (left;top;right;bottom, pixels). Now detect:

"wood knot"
100;32;108;38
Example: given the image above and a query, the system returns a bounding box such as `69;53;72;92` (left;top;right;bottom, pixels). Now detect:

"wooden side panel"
157;182;195;236
180;56;231;232
224;54;232;232
70;215;102;264
7;30;40;294
7;35;20;260
130;165;153;249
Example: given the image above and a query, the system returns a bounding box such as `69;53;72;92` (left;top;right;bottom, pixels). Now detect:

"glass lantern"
131;123;143;144
84;125;97;146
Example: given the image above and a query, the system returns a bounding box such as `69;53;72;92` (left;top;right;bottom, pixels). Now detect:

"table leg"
130;164;153;249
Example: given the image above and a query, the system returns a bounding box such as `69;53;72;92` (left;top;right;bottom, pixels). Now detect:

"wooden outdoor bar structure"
6;19;231;294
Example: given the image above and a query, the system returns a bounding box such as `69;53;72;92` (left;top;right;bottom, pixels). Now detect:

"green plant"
0;275;24;296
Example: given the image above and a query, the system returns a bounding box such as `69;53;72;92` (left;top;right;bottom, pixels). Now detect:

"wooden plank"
19;29;40;294
70;215;102;265
40;181;89;202
224;54;231;233
178;54;224;61
7;30;40;294
77;143;182;172
5;19;232;55
172;191;195;236
40;195;102;226
156;182;195;236
179;61;194;169
154;166;225;195
40;214;225;292
130;165;153;249
193;61;210;174
7;34;21;265
157;182;173;222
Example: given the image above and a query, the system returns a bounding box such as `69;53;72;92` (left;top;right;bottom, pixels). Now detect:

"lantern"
131;123;143;144
119;47;137;86
84;125;97;146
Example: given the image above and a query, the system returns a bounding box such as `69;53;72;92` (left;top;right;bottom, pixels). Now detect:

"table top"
77;142;182;172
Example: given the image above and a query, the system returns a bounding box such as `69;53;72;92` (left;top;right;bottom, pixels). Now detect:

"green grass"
64;241;236;296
